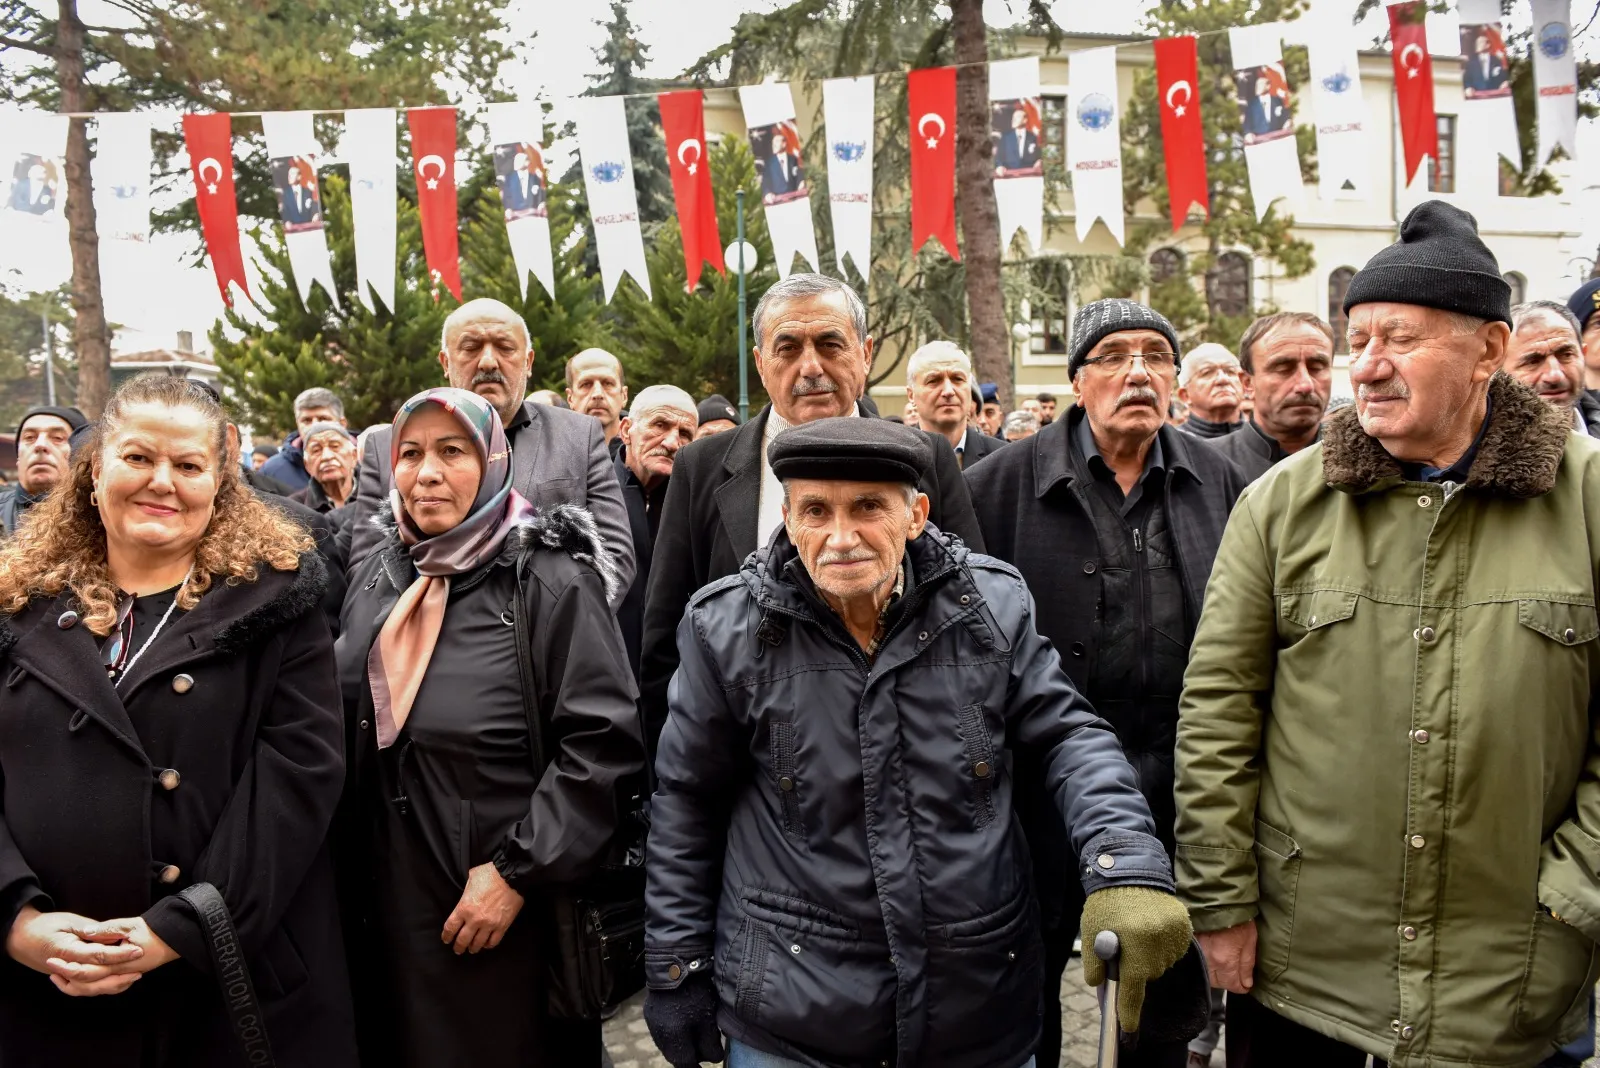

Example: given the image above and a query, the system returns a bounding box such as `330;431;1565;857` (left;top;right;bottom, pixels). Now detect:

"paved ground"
604;963;1123;1068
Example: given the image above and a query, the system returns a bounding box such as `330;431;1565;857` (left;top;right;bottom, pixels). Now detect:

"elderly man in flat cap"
966;297;1247;1068
643;416;1197;1068
1176;200;1600;1067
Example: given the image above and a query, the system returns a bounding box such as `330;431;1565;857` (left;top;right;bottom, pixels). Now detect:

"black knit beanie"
1067;299;1182;379
1343;200;1510;326
16;405;88;441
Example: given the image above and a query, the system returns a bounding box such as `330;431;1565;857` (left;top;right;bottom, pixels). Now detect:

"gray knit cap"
1068;299;1182;379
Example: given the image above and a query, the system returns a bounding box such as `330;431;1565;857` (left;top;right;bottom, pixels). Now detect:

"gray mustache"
793;376;839;397
1116;388;1161;410
471;369;508;387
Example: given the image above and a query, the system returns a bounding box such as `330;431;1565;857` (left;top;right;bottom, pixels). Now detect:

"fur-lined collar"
1322;372;1570;497
371;502;621;604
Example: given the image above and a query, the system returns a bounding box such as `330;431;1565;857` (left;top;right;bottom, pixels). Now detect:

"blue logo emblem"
1540;22;1569;60
111;183;141;200
832;141;866;163
590;160;626;184
1321;68;1352;95
1076;93;1115;132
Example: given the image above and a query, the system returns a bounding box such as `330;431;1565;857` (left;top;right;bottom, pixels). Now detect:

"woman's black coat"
0;553;356;1067
334;505;644;1068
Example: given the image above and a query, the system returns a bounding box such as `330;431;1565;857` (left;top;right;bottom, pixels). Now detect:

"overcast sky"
3;0;1595;349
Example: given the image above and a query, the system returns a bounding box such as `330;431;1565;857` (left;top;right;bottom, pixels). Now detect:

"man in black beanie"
693;393;739;439
0;404;87;536
1174;201;1600;1067
965;297;1247;1068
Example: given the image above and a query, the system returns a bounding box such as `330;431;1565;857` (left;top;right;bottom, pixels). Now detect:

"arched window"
1149;247;1185;285
1206;251;1251;318
1504;271;1526;306
1328;266;1356;355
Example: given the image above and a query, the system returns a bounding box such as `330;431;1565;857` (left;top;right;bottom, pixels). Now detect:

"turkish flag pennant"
658;90;723;291
182;113;249;307
1387;3;1438;185
907;66;959;259
407;107;462;301
1153;36;1208;232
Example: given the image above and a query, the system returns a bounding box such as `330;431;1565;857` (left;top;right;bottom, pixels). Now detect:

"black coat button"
359;719;370;731
1082;561;1096;575
171;674;194;694
1070;642;1085;657
973;761;992;779
158;864;181;884
56;611;78;629
158;769;181;791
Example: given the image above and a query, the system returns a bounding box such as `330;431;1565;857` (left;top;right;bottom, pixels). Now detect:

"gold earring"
89;489;98;507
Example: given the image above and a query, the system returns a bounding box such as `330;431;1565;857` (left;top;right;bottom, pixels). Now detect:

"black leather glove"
644;976;725;1068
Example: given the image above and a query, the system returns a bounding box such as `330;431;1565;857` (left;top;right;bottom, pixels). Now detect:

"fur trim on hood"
1322;371;1571;497
371;502;622;604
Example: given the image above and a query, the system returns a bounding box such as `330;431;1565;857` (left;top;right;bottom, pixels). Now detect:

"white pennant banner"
1067;46;1123;245
1530;0;1577;163
821;76;874;279
344;108;396;315
741;82;819;279
260;111;340;310
93;112;154;325
1304;8;1371;202
988;56;1044;252
486;101;556;302
0;109;71;289
1229;23;1304;221
1457;0;1520;169
576;95;651;302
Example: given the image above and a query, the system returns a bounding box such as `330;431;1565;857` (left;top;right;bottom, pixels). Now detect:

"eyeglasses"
1080;351;1178;374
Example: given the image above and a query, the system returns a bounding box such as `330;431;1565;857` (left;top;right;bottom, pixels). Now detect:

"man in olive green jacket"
1175;200;1600;1068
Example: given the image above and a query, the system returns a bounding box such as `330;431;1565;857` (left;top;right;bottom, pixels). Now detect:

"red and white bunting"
739;82;819;279
261;110;340;310
1305;9;1371;202
485;100;556;302
988;56;1044;252
576;95;651;302
907;66;959;259
1531;0;1577;163
1067;46;1123;246
183;113;250;307
1387;3;1438;187
658;90;723;291
345;108;397;314
1153;36;1207;231
822;76;874;278
1228;23;1304;221
408;107;462;302
1457;0;1520;170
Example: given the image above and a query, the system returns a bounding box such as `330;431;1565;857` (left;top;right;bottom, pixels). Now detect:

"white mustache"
1359;381;1410;401
1116;388;1161;410
817;550;874;566
793;376;839;397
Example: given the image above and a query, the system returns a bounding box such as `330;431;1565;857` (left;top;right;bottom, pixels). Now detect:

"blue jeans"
728;1040;1035;1068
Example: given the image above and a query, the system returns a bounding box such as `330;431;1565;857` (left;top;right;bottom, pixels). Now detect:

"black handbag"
511;548;648;1020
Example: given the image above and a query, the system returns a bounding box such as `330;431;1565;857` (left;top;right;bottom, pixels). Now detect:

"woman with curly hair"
0;372;356;1066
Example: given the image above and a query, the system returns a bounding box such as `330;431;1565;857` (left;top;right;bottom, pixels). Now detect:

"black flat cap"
697;394;739;425
768;416;930;486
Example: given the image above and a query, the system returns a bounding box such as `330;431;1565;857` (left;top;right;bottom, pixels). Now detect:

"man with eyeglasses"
1503;300;1600;436
965;298;1247;1068
1175;344;1246;440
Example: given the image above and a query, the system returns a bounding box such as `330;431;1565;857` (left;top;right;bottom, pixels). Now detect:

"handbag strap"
511;547;549;778
176;882;277;1068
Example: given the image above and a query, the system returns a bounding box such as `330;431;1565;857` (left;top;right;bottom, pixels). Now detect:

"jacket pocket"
1253;820;1302;982
1277;589;1358;633
956;703;998;829
768;720;803;840
925;893;1043;1062
1513;910;1599;1040
255;925;310;1000
1517;600;1600;646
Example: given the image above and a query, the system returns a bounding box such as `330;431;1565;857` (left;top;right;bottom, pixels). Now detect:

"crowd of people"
0;199;1597;1068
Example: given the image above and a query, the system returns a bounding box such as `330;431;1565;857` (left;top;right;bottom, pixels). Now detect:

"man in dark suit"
280;167;320;226
760;131;804;199
10;160;56;215
1243;72;1289;139
347;297;635;607
906;339;1003;469
1463;32;1508;95
640;274;986;756
996;106;1041;171
501;151;545;213
612;384;698;679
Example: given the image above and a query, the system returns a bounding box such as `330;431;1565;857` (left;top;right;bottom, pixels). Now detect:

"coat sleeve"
926;433;985;553
1172;488;1275;933
490;567;645;892
1538;674;1600;939
1000;574;1172;895
347;428;389;570
639;456;702;764
643;605;739;989
580;418;636;611
142;604;346;970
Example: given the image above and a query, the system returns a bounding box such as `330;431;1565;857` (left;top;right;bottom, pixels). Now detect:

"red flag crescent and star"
182;113;250;306
907;66;960;259
407;106;462;301
1153;35;1209;232
657;90;725;291
1388;2;1439;185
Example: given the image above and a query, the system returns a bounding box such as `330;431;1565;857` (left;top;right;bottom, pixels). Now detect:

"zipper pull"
1133;528;1143;553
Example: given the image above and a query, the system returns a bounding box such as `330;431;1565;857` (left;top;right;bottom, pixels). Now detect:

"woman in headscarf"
335;387;642;1068
0;372;354;1065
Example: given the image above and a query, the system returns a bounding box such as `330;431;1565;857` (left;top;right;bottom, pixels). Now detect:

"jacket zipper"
1133;525;1149;695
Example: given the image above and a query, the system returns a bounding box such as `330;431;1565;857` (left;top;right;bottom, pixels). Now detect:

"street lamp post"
725;194;761;423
